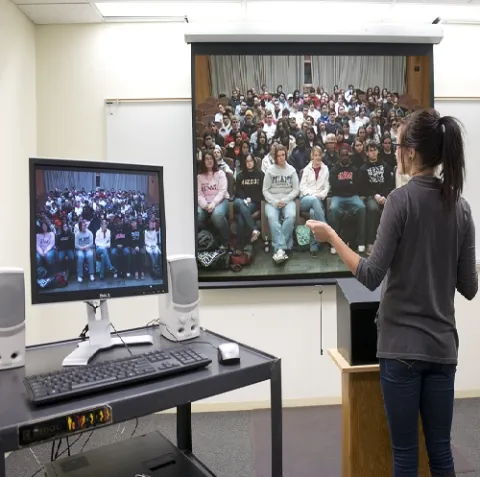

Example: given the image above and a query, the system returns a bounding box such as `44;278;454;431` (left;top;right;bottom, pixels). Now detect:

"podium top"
328;349;379;374
336;278;382;304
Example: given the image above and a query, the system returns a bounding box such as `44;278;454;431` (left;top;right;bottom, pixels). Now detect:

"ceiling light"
95;1;244;19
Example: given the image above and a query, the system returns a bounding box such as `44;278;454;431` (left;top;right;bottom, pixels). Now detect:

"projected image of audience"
194;54;428;279
34;168;164;294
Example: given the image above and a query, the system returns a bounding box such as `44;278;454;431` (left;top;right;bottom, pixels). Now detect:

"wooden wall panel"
406;56;432;108
194;55;212;106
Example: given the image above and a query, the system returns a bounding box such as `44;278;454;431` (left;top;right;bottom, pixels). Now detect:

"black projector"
336;278;381;366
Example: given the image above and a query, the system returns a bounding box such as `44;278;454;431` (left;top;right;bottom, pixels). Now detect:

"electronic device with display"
29;158;169;365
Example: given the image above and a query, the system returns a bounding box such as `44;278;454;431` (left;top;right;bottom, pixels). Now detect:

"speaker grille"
0;272;25;328
168;257;199;306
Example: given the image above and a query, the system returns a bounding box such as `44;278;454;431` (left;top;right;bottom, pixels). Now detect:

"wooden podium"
329;349;431;477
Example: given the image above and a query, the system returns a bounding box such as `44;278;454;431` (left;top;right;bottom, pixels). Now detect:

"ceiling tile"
17;3;103;23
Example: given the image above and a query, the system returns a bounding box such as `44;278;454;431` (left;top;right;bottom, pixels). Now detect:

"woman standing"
307;108;477;477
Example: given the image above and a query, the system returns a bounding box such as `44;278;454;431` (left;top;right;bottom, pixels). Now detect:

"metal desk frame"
0;327;282;477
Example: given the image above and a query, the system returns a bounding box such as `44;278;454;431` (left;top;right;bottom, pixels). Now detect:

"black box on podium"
336;278;381;366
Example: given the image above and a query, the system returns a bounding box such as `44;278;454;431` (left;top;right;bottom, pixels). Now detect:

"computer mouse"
218;342;240;365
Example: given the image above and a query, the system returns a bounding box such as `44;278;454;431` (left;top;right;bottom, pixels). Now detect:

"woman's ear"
408;147;416;161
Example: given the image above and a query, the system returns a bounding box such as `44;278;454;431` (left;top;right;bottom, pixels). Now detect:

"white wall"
34;22;480;409
0;1;36;275
434;24;479;98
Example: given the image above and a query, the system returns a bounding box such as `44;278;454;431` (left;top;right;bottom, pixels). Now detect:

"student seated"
145;220;161;271
328;144;366;255
197;151;230;249
75;220;95;283
263;145;300;263
111;217;131;278
95;219;116;280
56;222;75;275
234;154;263;253
322;133;339;169
299;146;330;256
36;221;56;274
129;219;145;280
289;132;310;176
358;141;394;255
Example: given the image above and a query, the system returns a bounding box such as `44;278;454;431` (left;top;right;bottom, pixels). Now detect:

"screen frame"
191;42;434;289
29;157;168;305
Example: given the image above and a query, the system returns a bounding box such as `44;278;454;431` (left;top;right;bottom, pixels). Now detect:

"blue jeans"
365;196;383;245
147;246;160;268
111;246;131;274
96;246;113;278
36;250;56;272
300;196;325;251
58;249;74;273
328;195;366;247
380;358;456;477
197;200;230;247
233;199;259;249
129;247;146;274
76;249;94;278
265;201;296;252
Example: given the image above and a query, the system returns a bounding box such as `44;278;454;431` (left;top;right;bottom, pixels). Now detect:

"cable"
66;436;71;457
316;285;324;355
55;432;83;460
50;440;55;462
79;430;95;453
54;438;62;460
109;321;133;356
130;418;139;437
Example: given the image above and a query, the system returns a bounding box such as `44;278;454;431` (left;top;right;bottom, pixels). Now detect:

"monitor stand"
62;300;154;367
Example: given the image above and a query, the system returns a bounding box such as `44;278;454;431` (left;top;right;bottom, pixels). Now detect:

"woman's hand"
306;220;333;243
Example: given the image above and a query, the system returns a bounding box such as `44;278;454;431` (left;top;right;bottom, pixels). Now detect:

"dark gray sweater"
355;175;477;364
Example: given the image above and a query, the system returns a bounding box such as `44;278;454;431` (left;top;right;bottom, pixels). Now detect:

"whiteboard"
435;99;480;260
106;101;195;257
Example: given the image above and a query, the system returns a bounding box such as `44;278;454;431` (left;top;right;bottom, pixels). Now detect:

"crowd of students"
197;83;413;264
35;187;163;283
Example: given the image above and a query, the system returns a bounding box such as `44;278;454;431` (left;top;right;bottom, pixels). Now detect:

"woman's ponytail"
439;115;465;208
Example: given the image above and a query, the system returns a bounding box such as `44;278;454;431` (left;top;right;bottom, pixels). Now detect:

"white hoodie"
95;228;111;248
300;162;330;199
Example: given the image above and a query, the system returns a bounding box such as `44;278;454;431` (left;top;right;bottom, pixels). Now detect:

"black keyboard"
24;347;212;406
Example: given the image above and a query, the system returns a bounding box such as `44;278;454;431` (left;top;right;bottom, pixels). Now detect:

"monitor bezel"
191;41;435;289
29;157;168;305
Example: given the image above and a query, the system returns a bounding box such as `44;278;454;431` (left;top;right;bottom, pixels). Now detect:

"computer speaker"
161;254;200;342
0;268;26;370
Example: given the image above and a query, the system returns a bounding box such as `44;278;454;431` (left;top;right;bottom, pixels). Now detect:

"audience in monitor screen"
34;181;163;293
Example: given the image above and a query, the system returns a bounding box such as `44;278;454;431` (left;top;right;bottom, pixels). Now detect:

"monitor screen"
191;42;434;287
29;158;168;304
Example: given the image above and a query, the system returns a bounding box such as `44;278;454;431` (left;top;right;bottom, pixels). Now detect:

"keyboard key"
24;346;212;406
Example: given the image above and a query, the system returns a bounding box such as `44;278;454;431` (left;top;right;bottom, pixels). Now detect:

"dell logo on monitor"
99;293;111;299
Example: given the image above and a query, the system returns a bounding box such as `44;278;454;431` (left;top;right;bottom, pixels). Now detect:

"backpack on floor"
294;224;311;252
197;250;230;270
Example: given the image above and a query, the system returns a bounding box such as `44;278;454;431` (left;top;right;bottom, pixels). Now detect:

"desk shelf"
0;327;283;477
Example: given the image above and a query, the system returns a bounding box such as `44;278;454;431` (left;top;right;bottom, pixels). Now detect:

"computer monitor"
29;157;168;365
